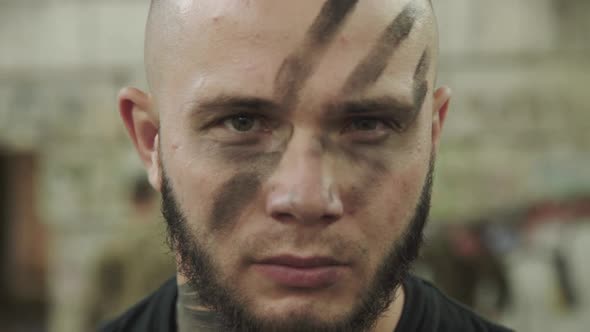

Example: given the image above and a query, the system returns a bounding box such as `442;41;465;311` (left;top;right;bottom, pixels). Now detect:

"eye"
344;117;395;132
223;114;264;132
341;117;399;143
351;118;381;131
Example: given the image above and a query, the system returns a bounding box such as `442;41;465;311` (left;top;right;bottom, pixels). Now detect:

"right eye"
221;114;267;133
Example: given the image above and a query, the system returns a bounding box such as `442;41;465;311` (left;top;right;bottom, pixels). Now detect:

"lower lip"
253;264;347;288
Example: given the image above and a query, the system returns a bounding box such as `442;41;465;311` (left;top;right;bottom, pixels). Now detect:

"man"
102;0;513;331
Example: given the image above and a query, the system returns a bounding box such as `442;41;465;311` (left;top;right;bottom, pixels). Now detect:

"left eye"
351;118;381;131
346;117;393;132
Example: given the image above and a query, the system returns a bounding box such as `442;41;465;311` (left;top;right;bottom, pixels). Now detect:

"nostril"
272;212;295;222
321;214;340;224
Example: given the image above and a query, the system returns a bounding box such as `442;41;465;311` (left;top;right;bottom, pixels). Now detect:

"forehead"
155;0;434;108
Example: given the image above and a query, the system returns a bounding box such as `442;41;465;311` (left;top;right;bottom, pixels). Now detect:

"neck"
176;281;222;332
373;285;406;332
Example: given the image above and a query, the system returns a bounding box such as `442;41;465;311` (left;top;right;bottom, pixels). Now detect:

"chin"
232;287;360;331
261;297;350;318
243;306;353;332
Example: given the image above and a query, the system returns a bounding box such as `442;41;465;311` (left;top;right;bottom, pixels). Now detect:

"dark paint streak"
319;137;389;216
209;152;282;232
274;0;359;108
211;172;261;232
216;146;283;165
412;49;430;110
344;145;389;175
343;169;384;216
340;2;419;96
399;49;430;129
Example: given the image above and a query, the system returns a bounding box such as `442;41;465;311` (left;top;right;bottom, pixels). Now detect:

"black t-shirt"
99;275;513;332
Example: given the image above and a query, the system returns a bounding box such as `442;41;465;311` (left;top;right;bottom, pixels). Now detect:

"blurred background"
0;0;588;331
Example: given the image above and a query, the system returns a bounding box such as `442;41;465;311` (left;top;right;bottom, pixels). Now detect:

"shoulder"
397;274;513;332
98;277;178;332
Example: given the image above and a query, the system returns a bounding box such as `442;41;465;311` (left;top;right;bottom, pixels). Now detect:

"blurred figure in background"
86;176;175;328
421;222;511;319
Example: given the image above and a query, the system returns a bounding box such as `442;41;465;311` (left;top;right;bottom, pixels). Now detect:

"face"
127;0;447;330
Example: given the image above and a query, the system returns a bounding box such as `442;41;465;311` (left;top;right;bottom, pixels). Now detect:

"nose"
265;132;344;225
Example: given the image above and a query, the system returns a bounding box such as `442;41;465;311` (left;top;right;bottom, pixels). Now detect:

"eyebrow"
188;95;282;115
330;96;414;114
326;95;421;131
326;95;420;128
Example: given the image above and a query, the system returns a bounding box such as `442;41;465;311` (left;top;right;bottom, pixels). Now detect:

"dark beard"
161;158;434;332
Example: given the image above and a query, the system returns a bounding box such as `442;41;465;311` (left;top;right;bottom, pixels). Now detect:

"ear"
431;86;451;152
118;87;162;192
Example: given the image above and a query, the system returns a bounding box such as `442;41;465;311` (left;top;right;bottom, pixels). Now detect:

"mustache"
233;230;368;264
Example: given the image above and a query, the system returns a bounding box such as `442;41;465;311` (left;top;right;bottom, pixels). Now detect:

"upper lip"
257;255;346;268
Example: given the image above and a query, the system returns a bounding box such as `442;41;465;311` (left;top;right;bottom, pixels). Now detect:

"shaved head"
144;0;439;106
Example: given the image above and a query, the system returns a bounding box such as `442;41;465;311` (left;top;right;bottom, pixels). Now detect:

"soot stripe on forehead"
274;0;359;109
413;49;430;110
307;0;360;45
340;2;420;96
395;48;430;130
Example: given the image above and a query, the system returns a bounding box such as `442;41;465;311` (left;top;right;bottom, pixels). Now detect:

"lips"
253;255;348;288
258;255;344;268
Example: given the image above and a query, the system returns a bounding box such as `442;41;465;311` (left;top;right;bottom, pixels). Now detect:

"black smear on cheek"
343;157;389;215
209;152;282;233
274;0;359;108
321;134;389;180
340;142;390;175
338;144;390;210
313;136;389;215
340;2;419;96
210;172;262;233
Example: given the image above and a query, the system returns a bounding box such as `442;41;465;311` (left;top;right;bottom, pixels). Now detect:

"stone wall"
0;2;149;331
433;0;590;218
0;0;588;331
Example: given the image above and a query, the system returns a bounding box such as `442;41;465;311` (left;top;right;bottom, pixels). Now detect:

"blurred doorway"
0;153;48;331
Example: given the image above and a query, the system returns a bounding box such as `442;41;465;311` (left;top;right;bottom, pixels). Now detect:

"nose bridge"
266;130;343;223
289;134;328;197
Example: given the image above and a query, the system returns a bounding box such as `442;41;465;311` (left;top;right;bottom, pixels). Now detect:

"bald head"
144;0;438;106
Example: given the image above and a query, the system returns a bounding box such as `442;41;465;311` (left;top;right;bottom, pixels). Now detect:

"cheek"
382;165;425;228
350;156;427;249
165;132;281;232
162;137;228;227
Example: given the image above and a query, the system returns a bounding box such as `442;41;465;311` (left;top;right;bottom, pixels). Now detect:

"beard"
161;158;434;332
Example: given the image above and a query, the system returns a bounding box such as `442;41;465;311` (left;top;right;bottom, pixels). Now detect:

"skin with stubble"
119;0;451;331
